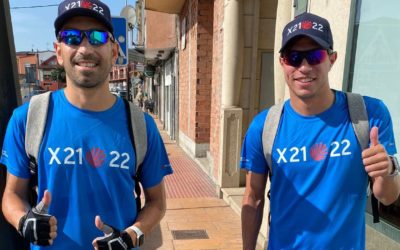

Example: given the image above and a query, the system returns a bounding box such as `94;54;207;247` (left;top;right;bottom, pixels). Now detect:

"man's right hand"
18;190;57;245
92;216;134;250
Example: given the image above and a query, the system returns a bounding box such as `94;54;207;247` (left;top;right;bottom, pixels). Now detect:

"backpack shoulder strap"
262;102;284;176
123;99;147;172
346;92;369;150
346;92;380;223
123;99;147;212
25;91;51;165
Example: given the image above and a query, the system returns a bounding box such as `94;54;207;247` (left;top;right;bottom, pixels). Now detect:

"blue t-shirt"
241;91;397;250
0;90;173;250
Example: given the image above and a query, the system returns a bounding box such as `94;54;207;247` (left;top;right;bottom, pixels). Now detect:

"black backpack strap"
123;99;147;212
370;181;380;223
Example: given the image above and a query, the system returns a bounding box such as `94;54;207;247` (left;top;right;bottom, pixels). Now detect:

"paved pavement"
142;115;248;250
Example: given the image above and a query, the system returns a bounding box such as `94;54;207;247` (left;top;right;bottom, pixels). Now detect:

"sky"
9;0;135;52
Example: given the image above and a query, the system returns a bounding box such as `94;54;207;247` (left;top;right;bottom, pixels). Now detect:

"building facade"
38;55;62;91
138;5;179;139
16;50;59;103
15;51;38;85
109;64;129;98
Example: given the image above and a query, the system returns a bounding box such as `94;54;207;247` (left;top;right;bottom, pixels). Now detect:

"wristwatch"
388;155;400;177
129;225;144;247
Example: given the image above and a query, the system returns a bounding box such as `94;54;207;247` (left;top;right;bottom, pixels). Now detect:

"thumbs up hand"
33;189;51;214
92;216;134;250
362;127;393;178
95;215;114;235
18;190;58;245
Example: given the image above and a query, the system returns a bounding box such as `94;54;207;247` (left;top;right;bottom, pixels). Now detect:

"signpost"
112;16;128;66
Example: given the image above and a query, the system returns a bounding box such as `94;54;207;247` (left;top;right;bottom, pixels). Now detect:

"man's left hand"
362;126;393;178
92;216;134;250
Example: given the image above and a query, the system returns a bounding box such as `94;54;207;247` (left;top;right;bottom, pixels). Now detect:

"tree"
51;67;66;83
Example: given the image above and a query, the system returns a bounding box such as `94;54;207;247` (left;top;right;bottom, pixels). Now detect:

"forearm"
241;195;265;250
124;196;166;246
2;188;30;229
125;182;167;242
373;175;400;205
131;197;166;234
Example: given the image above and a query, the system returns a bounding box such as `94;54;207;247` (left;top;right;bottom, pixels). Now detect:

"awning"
145;0;185;14
129;46;175;66
128;48;146;63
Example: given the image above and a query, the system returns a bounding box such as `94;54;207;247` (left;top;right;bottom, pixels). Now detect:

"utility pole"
0;0;28;249
123;0;132;101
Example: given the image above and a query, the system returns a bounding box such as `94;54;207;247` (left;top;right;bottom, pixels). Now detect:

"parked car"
31;89;47;96
118;90;127;99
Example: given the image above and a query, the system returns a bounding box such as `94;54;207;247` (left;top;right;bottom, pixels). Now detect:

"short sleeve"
0;104;31;178
240;110;269;174
138;114;173;188
364;96;397;155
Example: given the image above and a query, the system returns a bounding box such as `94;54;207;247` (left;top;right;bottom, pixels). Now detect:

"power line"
11;4;58;10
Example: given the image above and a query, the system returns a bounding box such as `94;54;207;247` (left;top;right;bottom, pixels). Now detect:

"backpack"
24;91;147;212
261;92;380;223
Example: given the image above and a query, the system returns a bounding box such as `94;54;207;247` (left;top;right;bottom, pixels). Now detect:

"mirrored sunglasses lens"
306;50;326;65
285;52;303;67
60;30;82;45
88;30;109;45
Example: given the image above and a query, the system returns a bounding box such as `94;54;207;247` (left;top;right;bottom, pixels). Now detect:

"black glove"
96;224;134;250
18;201;52;246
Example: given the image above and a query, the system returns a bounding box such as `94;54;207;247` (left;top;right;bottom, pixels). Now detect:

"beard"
65;55;113;89
71;70;108;89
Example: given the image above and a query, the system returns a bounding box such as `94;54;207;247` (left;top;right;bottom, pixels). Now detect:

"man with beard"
0;0;173;249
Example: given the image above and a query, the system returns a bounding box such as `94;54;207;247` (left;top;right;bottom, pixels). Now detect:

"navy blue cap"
54;0;113;36
280;13;333;53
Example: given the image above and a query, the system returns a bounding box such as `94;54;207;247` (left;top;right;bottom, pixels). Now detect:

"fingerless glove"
18;207;52;246
96;224;134;250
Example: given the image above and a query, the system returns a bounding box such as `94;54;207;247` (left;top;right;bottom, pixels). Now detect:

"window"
294;0;308;17
348;0;400;235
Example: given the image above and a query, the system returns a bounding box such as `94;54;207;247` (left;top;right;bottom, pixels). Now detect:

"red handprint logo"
310;143;328;161
86;148;106;168
82;0;93;9
302;21;312;29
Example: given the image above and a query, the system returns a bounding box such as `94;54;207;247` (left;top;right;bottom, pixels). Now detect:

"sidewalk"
142;115;247;250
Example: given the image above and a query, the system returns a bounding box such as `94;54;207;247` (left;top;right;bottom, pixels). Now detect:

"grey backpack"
261;92;379;223
24;91;147;211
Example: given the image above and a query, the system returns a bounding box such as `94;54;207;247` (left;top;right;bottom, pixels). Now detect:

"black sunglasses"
58;29;115;46
282;49;333;67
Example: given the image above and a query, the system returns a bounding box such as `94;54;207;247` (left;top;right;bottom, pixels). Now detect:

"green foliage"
51;67;66;82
